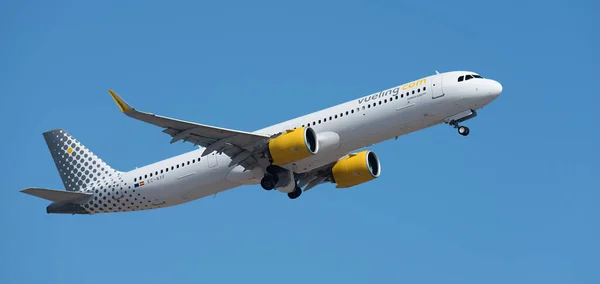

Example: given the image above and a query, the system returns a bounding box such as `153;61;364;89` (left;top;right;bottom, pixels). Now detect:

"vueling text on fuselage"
357;78;427;104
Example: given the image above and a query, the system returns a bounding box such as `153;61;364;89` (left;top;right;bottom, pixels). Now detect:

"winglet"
108;90;132;113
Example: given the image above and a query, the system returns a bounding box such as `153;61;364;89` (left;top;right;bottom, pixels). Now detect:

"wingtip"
108;90;132;113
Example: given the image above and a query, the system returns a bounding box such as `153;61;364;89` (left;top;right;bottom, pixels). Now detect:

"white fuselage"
85;71;501;213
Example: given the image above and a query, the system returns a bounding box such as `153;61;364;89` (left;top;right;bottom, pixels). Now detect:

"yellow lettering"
401;78;427;91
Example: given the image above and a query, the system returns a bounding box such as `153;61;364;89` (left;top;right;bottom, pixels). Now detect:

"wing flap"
21;188;92;204
303;177;328;191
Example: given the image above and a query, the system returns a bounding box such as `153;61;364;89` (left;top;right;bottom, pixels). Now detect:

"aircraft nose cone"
489;80;503;98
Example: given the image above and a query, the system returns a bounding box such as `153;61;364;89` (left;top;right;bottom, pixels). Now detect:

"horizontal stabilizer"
21;188;92;204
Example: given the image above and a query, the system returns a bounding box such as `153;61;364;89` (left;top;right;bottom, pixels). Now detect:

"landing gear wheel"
287;186;302;199
458;126;470;136
260;174;278;190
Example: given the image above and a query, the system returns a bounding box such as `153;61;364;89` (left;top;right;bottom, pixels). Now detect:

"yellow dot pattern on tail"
43;129;162;214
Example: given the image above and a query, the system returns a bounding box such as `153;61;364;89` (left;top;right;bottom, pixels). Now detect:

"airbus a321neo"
21;71;502;214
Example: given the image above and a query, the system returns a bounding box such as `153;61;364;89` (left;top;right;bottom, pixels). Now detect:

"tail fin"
43;129;120;192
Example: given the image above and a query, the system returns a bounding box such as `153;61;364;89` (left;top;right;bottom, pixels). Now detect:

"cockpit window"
458;73;484;82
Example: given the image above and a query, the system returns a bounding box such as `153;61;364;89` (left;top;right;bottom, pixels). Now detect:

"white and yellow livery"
21;71;502;214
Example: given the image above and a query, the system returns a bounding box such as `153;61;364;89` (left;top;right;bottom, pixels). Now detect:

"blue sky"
1;0;598;283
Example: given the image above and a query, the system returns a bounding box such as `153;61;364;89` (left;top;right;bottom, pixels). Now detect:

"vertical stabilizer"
43;129;120;192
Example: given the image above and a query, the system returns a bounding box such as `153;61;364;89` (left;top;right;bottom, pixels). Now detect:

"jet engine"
331;150;381;188
268;127;318;165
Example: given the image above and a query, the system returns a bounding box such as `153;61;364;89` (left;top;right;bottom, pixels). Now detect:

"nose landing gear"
449;120;470;136
444;109;477;137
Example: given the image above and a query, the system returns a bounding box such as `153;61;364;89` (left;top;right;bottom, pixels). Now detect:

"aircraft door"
431;75;444;99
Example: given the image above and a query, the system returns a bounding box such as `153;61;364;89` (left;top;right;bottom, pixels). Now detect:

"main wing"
108;90;271;169
293;149;383;192
293;162;336;192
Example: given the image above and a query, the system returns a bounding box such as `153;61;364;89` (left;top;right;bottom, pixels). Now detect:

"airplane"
21;71;502;214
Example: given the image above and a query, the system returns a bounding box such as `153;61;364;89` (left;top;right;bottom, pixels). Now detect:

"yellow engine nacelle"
332;150;381;188
268;127;318;165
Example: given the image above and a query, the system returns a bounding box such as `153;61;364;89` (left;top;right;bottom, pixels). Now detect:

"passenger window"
423;87;426;91
171;166;174;170
134;178;137;182
161;169;163;173
346;111;349;115
187;161;190;165
155;171;158;175
145;175;147;178
384;99;387;103
412;90;415;94
150;173;153;177
318;120;321;124
418;88;420;93
329;116;332;120
458;76;464;82
176;165;179;169
166;168;169;172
